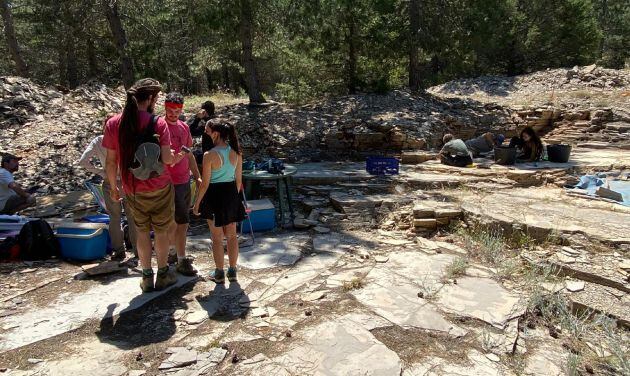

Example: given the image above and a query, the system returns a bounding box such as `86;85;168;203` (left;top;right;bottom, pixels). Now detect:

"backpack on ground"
18;220;61;261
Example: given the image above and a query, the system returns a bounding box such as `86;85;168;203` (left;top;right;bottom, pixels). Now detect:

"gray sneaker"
154;268;177;290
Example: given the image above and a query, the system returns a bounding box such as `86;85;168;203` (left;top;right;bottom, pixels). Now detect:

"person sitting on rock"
0;153;36;215
465;132;505;157
508;127;543;162
438;134;473;167
77;114;138;260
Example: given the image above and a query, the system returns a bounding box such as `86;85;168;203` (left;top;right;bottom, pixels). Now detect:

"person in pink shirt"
103;78;186;293
163;92;202;276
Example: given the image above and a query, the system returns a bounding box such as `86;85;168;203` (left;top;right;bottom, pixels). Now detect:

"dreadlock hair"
118;78;161;181
207;119;241;155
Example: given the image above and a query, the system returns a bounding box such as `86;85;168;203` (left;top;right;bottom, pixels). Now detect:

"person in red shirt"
163;92;202;276
103;78;186;293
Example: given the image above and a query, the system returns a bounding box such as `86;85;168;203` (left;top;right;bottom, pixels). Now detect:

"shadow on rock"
196;282;249;321
96;282;196;350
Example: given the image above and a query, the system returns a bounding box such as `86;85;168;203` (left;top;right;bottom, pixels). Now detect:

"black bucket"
547;144;572;163
494;146;517;165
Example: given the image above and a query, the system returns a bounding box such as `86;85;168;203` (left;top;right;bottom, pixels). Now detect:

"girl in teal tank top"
192;120;245;284
210;145;236;183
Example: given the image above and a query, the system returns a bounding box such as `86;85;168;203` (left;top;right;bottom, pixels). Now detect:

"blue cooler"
241;199;276;232
55;223;109;261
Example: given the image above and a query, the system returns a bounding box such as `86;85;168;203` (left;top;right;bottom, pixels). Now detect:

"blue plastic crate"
55;223;109;261
240;199;276;232
366;156;399;175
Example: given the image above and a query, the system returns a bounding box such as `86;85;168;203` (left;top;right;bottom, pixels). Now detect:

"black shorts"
199;181;245;227
174;183;191;224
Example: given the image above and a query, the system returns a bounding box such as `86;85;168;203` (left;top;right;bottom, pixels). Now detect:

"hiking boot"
167;252;178;265
227;266;238;282
110;250;126;261
154;268;177;290
140;273;154;293
209;269;225;284
176;257;198;276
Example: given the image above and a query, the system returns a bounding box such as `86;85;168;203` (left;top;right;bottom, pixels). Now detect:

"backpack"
18;220;61;261
130;115;164;181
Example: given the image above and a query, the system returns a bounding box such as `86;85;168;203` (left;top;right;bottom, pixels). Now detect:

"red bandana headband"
165;102;183;109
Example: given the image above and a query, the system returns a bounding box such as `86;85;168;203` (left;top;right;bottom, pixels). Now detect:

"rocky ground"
1;66;629;376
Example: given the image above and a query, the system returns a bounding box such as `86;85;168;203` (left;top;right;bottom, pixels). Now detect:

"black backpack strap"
147;114;158;136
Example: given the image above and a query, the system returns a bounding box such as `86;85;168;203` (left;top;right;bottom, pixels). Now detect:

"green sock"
157;266;169;275
142;268;153;276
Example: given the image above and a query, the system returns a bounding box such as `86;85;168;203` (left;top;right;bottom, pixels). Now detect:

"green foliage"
0;0;626;96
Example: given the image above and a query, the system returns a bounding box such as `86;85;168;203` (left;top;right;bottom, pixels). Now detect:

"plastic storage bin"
366;156;399;175
55;223;109;261
494;146;517;165
240;199;276;232
547;144;572;163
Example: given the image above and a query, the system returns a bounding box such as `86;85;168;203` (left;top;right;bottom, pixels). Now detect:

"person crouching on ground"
0;153;36;215
103;78;186;293
438;134;473;167
163;92;202;276
465;132;505;157
192;120;245;284
508;127;543;162
78;114;138;260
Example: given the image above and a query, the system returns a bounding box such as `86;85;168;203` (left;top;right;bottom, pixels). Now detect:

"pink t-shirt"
166;119;193;185
102;111;172;194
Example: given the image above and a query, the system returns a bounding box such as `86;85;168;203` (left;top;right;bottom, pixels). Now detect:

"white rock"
565;280;585;292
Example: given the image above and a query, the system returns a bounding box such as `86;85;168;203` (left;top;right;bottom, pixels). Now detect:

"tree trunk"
86;34;99;78
0;0;28;76
239;0;266;103
100;0;134;88
57;41;68;87
66;33;78;88
408;0;422;92
346;2;358;94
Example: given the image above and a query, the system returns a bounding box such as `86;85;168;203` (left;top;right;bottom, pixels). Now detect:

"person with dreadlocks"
192;119;245;284
163;92;201;276
103;78;185;293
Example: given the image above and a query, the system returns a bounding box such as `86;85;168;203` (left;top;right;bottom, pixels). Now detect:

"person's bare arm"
188;153;201;182
8;182;30;198
192;152;214;215
235;154;243;192
77;139;105;177
105;148;120;201
483;133;494;147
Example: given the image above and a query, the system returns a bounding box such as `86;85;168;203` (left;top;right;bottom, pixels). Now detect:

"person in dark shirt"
508;127;543;162
187;100;215;165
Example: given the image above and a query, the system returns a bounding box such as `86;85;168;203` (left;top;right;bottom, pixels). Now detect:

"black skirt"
199;181;246;227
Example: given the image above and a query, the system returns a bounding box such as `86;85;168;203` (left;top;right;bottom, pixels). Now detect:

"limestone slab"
274;316;402;375
436;277;524;329
353;268;466;337
0;273;197;352
403;349;514;376
238;234;308;270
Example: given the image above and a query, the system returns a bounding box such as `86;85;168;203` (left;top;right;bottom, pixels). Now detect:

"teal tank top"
210;146;236;184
